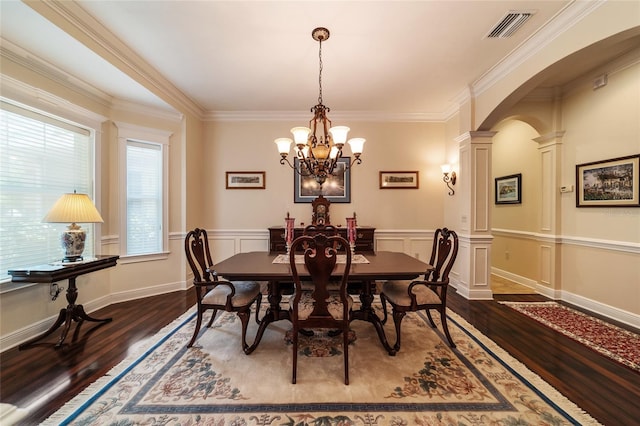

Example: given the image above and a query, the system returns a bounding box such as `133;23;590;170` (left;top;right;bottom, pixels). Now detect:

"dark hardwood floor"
1;288;639;425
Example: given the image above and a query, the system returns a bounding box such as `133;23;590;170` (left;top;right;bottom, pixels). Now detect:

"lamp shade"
43;192;104;224
347;138;366;155
43;191;103;262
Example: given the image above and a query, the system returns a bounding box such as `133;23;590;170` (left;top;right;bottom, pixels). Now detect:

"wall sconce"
441;164;457;196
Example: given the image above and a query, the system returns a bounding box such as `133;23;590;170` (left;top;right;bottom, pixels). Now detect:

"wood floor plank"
1;288;638;424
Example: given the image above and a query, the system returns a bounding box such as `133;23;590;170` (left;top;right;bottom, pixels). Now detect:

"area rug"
43;300;599;425
500;301;640;373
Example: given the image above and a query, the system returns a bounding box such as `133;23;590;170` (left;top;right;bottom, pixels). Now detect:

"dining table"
214;251;432;355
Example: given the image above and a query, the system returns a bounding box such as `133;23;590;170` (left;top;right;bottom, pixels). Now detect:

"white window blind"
0;102;95;279
126;140;163;255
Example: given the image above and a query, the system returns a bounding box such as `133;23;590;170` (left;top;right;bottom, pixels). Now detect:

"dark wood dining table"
214;251;432;355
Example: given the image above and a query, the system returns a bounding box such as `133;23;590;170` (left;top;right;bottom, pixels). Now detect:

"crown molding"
24;0;205;120
2;38;184;123
204;110;448;123
472;1;604;97
1;38;112;108
0;74;108;126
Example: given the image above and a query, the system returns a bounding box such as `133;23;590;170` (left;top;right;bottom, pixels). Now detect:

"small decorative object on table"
346;216;356;255
285;213;295;254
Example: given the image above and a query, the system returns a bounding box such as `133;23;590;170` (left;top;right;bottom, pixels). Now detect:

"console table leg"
20;278;112;350
75;304;112;323
18;309;67;349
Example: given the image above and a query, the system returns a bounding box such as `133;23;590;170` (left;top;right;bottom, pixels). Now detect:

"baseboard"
491;268;639;329
0;293;111;352
560;290;640;330
0;281;189;352
490;268;537;289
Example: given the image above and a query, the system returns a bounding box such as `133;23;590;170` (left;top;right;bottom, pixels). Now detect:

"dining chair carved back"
184;228;262;354
289;233;353;384
380;228;459;354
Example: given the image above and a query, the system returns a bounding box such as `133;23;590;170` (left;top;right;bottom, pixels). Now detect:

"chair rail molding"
492;228;640;254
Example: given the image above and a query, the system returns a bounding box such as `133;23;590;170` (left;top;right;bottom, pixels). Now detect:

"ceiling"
0;1;634;119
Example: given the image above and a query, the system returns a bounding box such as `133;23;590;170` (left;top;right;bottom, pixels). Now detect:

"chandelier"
275;27;365;186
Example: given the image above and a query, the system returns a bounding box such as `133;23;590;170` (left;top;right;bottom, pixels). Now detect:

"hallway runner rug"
500;301;640;373
43;301;599;425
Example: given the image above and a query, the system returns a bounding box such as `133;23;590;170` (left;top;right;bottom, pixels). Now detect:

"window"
0;101;97;280
117;123;170;257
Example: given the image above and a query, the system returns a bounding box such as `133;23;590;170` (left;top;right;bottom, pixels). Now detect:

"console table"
8;255;119;349
268;226;375;254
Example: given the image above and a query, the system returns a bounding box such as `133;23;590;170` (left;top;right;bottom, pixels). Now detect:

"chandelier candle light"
275;27;365;186
43;190;104;262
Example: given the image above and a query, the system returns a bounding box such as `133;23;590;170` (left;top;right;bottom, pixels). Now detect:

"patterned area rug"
43;300;599;425
500;301;640;372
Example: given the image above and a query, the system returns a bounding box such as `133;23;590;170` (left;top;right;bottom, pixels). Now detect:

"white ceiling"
0;1;632;119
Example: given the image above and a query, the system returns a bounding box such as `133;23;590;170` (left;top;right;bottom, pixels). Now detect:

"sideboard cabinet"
268;226;375;254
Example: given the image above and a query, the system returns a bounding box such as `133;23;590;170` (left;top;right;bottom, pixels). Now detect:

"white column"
534;131;565;298
453;131;495;300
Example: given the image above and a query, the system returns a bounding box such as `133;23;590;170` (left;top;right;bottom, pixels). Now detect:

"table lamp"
42;190;104;262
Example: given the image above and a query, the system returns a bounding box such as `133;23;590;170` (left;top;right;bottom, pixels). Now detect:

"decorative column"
454;131;496;300
534;131;565;297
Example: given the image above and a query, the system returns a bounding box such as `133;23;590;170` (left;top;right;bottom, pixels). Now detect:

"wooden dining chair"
184;228;262;354
289;233;353;384
303;223;338;236
380;228;459;353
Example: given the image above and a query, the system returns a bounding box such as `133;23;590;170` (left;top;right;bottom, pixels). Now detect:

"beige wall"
491;51;640;320
203;120;448;231
559;53;640;315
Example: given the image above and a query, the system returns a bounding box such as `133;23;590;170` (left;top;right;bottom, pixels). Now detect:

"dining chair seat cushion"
202;281;261;307
290;291;353;320
381;280;441;307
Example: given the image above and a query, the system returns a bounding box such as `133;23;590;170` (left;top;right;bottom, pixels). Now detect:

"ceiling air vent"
487;11;534;38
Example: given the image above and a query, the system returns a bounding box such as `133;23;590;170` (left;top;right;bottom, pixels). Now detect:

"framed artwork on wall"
495;173;522;204
379;171;419;189
575;154;639;207
294;157;351;203
225;171;265;189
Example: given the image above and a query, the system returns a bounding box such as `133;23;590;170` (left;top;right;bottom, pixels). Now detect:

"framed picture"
495;173;522;204
576;154;639;207
225;171;265;189
294;157;351;203
379;171;419;189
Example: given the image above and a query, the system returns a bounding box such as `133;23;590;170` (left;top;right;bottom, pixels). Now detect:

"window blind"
126;140;162;255
0;102;95;279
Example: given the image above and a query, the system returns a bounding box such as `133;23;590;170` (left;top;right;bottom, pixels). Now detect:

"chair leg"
343;326;349;385
425;309;437;328
440;307;456;348
206;309;218;328
187;309;205;348
391;310;406;353
292;325;298;384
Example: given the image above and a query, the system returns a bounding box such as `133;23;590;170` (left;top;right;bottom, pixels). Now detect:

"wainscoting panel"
373;230;433;261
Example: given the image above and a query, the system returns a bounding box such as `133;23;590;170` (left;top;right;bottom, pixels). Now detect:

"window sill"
0;279;39;295
117;251;170;264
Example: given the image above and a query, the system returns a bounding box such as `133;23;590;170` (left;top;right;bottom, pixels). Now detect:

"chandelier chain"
318;38;323;105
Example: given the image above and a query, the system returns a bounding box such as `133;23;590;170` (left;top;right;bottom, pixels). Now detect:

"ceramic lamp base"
61;226;86;262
